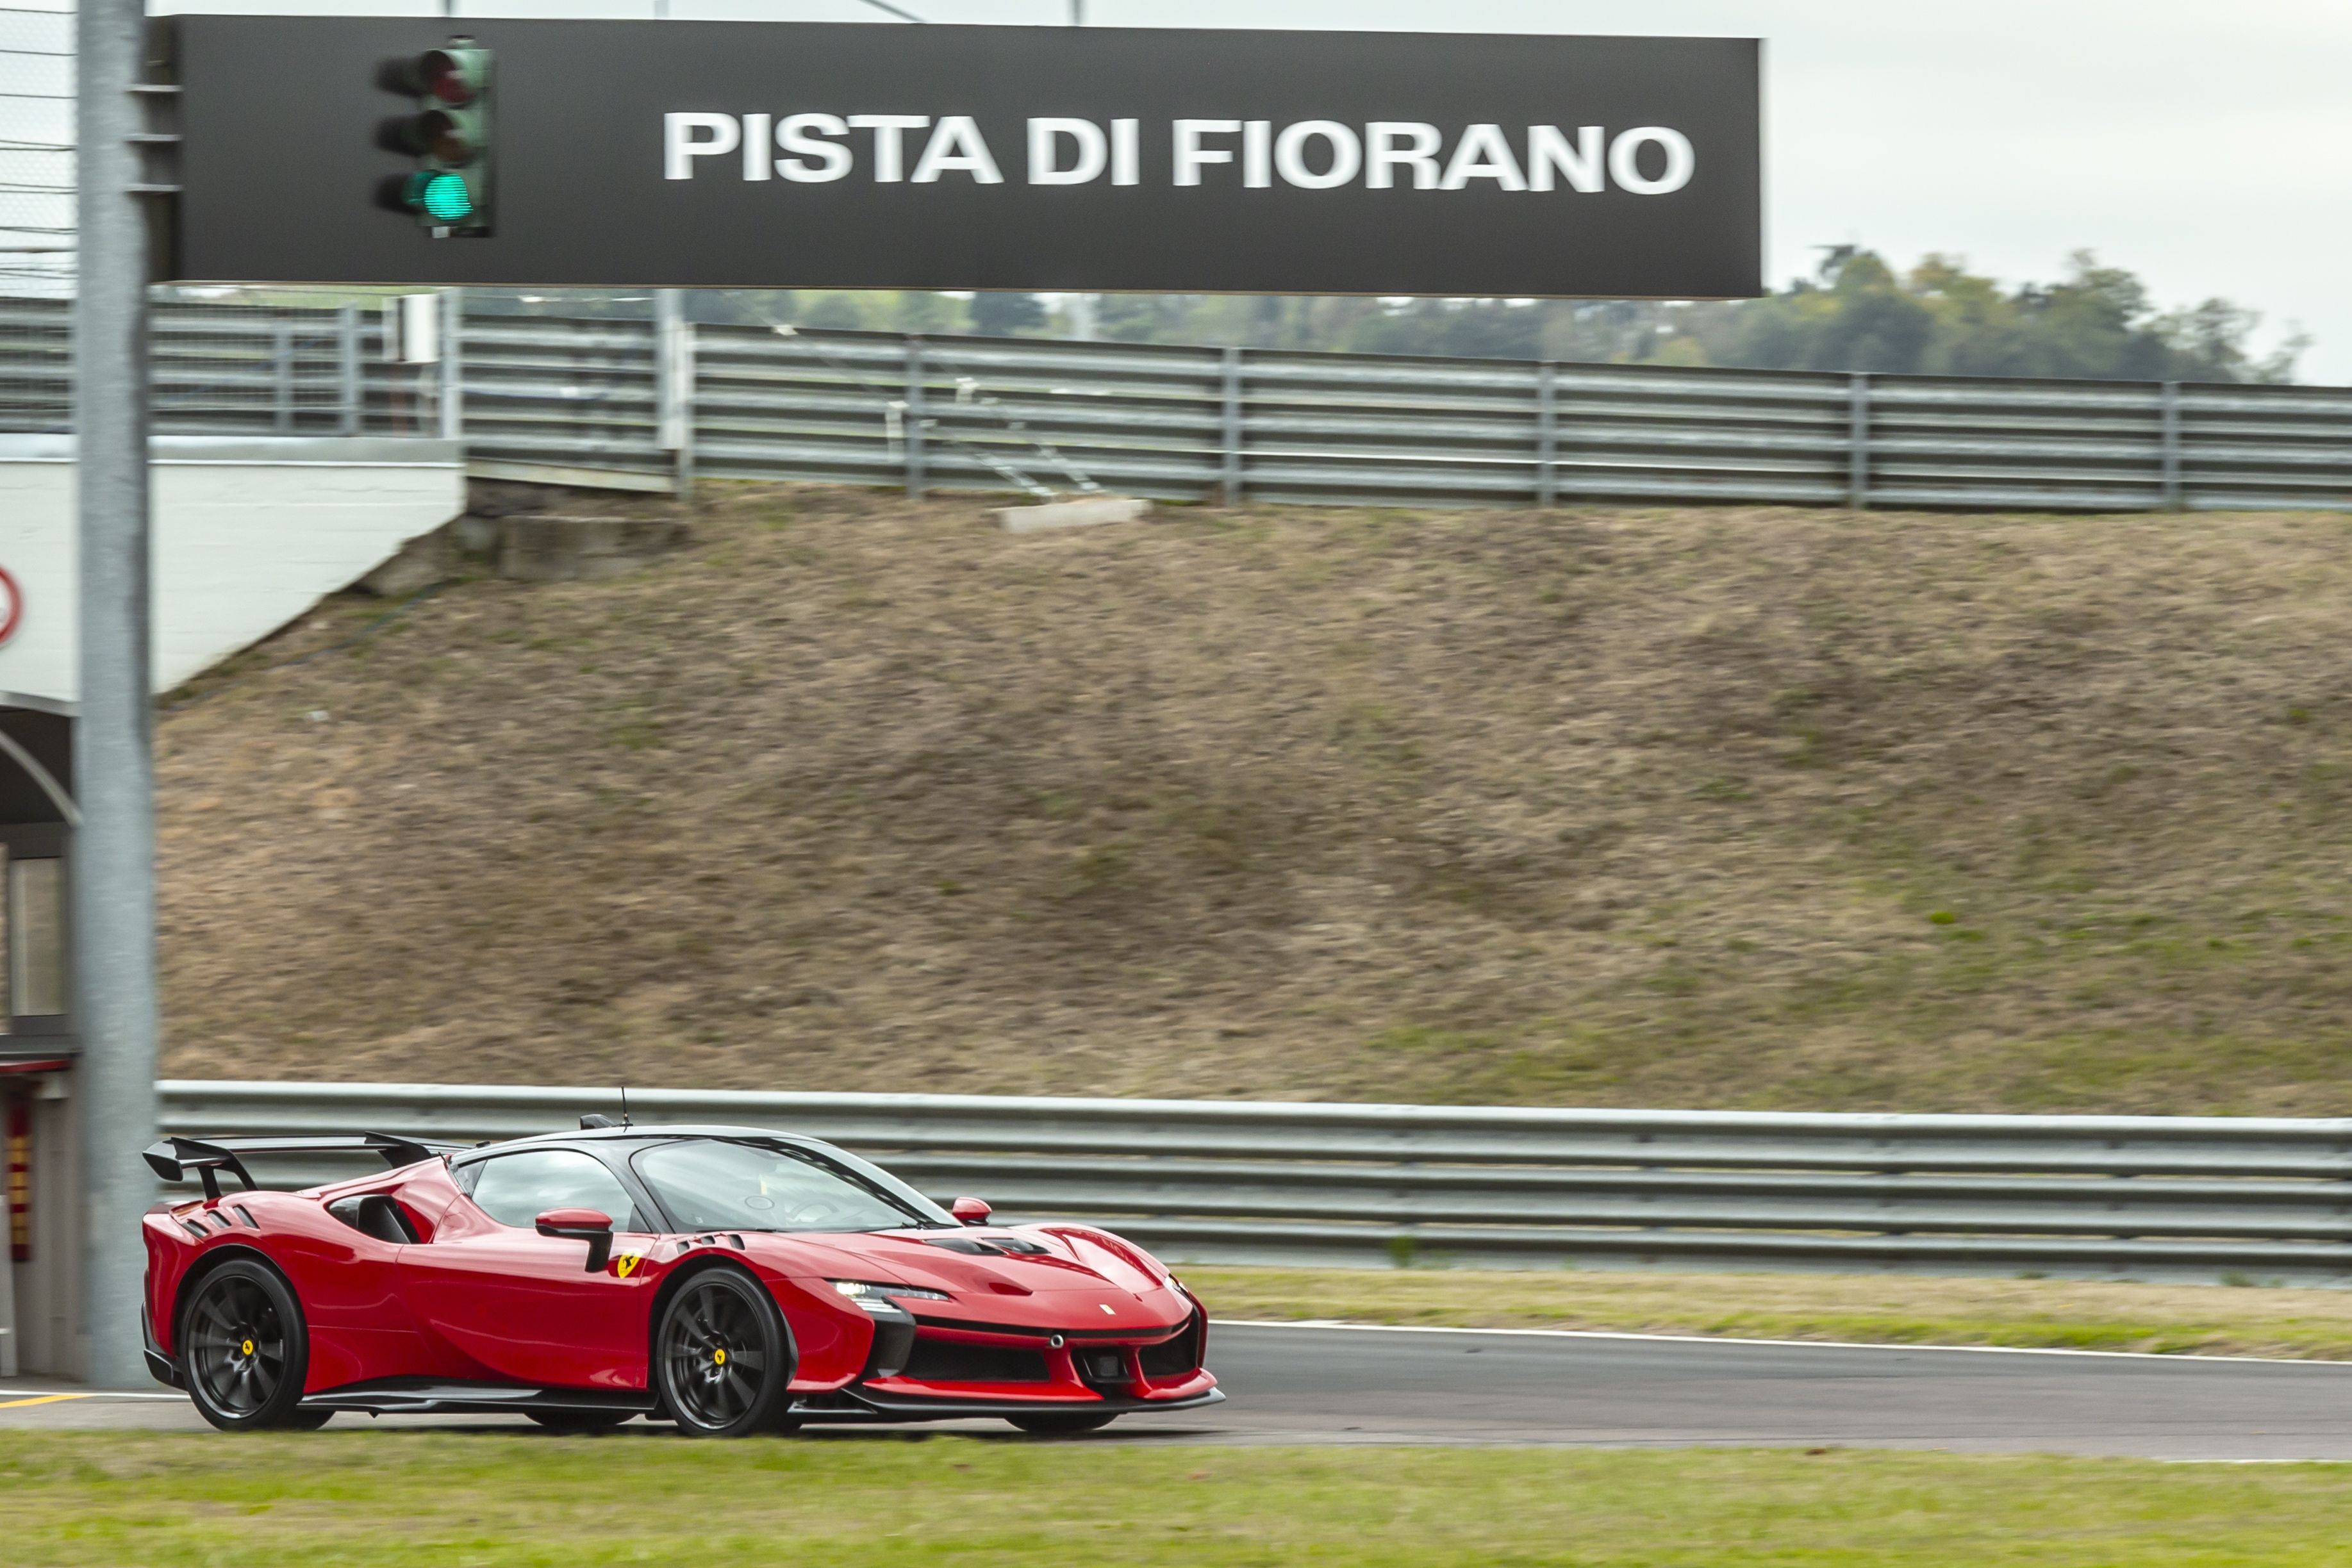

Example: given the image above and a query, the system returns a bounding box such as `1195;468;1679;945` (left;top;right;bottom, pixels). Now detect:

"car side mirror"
950;1196;992;1227
536;1207;615;1272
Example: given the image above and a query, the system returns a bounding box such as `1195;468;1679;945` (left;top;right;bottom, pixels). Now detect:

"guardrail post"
336;304;360;436
2160;381;2183;511
1847;372;1871;509
270;322;293;433
1219;346;1244;506
656;293;695;499
1536;362;1559;508
904;336;927;499
438;288;463;442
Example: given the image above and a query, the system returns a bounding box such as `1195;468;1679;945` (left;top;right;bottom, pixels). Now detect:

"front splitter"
798;1387;1227;1424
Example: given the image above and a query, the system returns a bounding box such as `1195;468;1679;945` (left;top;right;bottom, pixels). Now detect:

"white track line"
0;1388;185;1401
1210;1318;2352;1368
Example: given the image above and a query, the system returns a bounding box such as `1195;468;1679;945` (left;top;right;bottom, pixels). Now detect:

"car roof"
443;1123;961;1228
452;1125;841;1160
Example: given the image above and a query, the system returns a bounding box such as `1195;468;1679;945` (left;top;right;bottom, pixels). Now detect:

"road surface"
8;1321;2351;1460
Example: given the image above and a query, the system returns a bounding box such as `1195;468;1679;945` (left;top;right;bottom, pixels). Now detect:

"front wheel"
1006;1411;1120;1435
654;1268;797;1438
180;1259;314;1432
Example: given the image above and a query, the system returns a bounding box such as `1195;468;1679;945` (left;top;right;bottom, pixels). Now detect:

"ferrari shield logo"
613;1252;644;1278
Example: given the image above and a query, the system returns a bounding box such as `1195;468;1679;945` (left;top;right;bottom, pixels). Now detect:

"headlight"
830;1279;951;1310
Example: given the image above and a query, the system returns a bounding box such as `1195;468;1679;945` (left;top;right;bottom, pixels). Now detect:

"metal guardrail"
10;296;2352;513
160;1080;2352;1283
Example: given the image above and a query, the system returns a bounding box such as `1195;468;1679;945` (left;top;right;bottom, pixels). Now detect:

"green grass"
8;1434;2352;1566
1183;1265;2352;1360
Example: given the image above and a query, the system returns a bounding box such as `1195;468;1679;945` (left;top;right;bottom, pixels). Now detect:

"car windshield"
633;1139;932;1234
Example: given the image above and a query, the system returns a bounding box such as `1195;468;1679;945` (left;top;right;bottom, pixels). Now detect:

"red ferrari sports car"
139;1119;1220;1436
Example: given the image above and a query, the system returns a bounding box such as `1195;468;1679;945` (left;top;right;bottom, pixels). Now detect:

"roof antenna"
620;1084;633;1129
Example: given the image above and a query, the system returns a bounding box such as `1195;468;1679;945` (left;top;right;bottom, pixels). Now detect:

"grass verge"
8;1433;2352;1567
1183;1264;2352;1359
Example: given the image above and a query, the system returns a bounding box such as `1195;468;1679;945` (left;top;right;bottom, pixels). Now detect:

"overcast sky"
158;0;2352;380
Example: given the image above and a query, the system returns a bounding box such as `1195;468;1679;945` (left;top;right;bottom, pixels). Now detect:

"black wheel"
1005;1411;1120;1435
654;1268;797;1438
179;1258;313;1432
527;1409;634;1433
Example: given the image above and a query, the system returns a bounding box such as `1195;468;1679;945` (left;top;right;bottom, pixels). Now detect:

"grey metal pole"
1535;362;1559;508
438;288;463;442
904;336;927;498
271;322;293;433
74;0;160;1391
653;2;681;475
1847;372;1871;511
1219;345;1243;506
1062;1;1097;342
337;304;360;436
656;290;694;499
2160;381;2183;511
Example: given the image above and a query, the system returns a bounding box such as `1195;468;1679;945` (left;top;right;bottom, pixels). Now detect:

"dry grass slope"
156;487;2352;1112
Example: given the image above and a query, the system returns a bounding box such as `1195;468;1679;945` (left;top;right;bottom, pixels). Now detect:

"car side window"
466;1150;645;1233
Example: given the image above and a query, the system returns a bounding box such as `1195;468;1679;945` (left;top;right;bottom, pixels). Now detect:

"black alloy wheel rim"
663;1279;769;1429
187;1275;286;1418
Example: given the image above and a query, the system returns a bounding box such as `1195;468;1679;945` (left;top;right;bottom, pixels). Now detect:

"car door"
395;1146;663;1390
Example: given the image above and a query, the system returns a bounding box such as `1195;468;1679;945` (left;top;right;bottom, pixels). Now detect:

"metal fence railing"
10;295;2352;512
160;1080;2352;1284
0;292;462;436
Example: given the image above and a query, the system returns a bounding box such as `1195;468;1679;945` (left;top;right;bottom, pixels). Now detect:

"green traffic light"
418;172;473;222
379;38;492;236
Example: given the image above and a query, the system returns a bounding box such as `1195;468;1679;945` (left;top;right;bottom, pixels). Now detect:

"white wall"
0;436;465;712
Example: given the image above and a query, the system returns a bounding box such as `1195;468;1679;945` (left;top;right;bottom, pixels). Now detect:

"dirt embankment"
156;487;2352;1113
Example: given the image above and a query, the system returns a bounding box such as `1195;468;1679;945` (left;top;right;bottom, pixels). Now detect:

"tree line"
473;247;2309;384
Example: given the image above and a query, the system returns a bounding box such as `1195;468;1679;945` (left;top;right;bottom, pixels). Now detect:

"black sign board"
162;18;1762;297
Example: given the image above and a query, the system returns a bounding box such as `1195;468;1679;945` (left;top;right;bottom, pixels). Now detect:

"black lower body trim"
298;1379;657;1417
796;1387;1225;1424
286;1379;1222;1424
142;1304;185;1391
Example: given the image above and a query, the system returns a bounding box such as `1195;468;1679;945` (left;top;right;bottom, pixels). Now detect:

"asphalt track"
8;1321;2352;1459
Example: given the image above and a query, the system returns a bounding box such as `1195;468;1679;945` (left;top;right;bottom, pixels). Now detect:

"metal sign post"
73;0;161;1389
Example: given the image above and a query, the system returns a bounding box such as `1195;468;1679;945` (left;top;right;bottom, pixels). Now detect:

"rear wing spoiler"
143;1134;469;1199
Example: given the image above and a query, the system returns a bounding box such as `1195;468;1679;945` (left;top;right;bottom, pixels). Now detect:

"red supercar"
138;1121;1220;1435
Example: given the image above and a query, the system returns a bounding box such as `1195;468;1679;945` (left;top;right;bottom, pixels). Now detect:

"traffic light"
375;41;493;237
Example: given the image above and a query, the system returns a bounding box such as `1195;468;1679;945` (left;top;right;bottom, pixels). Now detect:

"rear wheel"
654;1268;797;1438
180;1259;314;1432
1006;1411;1120;1435
526;1409;634;1434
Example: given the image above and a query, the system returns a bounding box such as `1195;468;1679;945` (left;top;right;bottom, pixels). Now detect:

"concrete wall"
0;436;465;713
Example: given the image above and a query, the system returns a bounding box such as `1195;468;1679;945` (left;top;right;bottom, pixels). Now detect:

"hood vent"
923;1234;1050;1257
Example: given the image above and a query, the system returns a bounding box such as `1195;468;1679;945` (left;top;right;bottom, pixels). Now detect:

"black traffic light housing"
374;40;493;237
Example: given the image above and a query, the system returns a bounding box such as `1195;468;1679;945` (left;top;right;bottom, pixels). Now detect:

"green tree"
970;292;1047;336
1678;249;2303;383
467;251;2306;387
